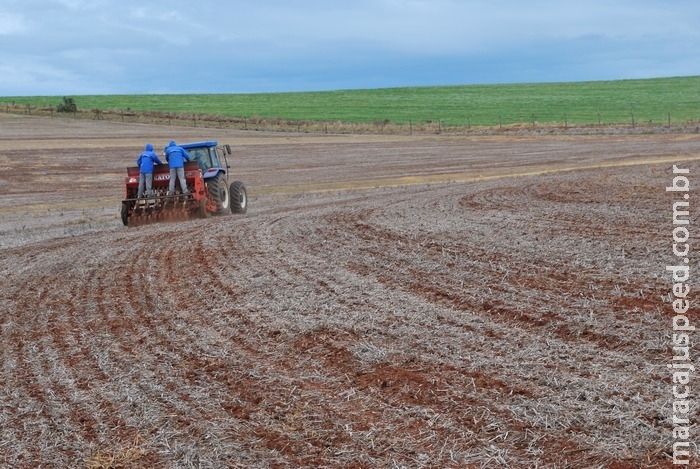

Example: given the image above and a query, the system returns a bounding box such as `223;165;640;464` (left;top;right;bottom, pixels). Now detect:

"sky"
1;0;699;96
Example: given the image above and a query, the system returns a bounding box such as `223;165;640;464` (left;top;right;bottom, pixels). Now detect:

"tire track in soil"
337;176;663;356
2;263;111;466
115;226;344;464
187;200;502;464
265;178;671;465
207;212;372;463
6;234;226;465
181;192;623;466
182;232;386;465
95;238;246;463
99;229;265;461
3;242;159;466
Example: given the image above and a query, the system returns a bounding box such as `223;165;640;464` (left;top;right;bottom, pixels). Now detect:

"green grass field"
2;76;699;127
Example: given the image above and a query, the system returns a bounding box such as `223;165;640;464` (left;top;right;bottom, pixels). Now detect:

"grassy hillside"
2;76;699;127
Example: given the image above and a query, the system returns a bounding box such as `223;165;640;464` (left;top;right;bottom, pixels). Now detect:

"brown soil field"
0;114;699;468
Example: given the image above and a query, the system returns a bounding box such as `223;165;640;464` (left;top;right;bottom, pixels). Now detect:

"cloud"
1;0;699;95
0;12;26;35
0;53;109;96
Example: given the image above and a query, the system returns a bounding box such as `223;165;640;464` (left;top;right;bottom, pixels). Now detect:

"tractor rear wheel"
230;181;247;214
206;174;231;215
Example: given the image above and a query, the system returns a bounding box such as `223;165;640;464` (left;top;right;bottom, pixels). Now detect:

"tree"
56;97;77;113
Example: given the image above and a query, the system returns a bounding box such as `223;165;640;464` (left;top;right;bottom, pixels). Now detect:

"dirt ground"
0;114;698;468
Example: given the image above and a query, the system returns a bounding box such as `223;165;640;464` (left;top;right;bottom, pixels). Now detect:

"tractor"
120;141;247;226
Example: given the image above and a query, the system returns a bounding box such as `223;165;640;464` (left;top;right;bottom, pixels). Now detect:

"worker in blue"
136;143;163;198
164;140;191;195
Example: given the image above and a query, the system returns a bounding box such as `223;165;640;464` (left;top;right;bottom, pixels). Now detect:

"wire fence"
3;102;699;136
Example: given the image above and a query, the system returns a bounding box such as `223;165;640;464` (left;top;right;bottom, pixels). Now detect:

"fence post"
631;113;635;128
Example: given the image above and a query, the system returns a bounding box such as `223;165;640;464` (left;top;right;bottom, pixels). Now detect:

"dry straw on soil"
0;117;698;467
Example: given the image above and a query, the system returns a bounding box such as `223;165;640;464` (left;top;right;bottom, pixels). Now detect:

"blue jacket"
136;144;163;174
164;140;191;169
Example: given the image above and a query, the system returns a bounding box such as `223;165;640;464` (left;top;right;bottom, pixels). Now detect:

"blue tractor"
179;141;248;215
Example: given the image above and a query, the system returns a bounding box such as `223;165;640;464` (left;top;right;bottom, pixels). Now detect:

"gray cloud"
2;0;699;95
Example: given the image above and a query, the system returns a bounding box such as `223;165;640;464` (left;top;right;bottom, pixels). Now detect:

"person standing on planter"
136;143;163;198
164;140;191;195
